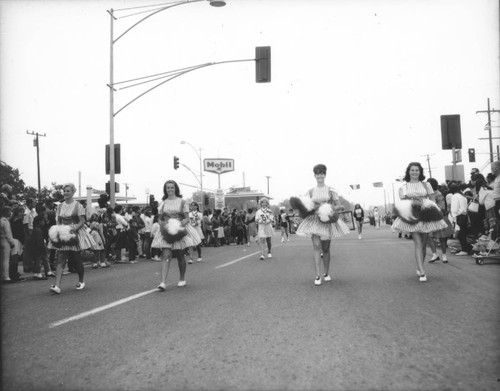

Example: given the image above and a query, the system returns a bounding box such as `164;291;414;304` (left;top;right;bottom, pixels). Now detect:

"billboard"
203;158;234;174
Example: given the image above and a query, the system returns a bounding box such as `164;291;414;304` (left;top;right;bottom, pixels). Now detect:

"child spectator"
29;215;53;280
89;215;108;268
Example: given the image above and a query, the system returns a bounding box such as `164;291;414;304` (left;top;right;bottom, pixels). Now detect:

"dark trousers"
33;253;50;274
456;214;471;253
142;233;152;259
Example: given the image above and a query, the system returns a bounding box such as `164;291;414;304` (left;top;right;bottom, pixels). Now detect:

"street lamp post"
181;141;203;212
107;0;225;207
266;176;271;195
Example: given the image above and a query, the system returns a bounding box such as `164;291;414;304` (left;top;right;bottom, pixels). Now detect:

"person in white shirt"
140;208;154;259
449;183;470;255
113;205;129;262
476;176;495;238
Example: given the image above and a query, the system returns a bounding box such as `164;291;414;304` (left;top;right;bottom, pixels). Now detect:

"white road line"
48;288;160;328
215;251;262;269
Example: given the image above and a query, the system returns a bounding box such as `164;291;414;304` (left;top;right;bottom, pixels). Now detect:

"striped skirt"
47;225;97;251
391;217;448;234
296;214;350;240
151;224;201;250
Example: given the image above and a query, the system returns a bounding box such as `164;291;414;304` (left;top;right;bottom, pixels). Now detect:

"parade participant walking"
279;207;289;243
48;183;96;294
353;204;364;239
255;198;274;259
295;164;350;286
392;163;447;282
187;202;203;263
373;207;381;229
152;180;201;290
245;207;257;246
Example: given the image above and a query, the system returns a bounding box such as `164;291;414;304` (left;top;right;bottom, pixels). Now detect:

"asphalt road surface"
2;225;499;391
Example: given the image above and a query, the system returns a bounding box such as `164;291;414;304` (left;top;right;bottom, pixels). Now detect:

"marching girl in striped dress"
296;164;350;286
48;183;96;294
152;180;201;290
392;162;448;282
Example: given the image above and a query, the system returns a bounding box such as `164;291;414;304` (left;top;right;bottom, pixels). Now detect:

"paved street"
2;225;499;391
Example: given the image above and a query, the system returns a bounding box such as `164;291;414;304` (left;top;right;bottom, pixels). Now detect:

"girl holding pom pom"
47;183;96;294
295;164;350;286
392;162;448;282
151;180;201;290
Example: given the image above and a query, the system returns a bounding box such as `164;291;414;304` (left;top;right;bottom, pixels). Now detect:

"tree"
0;160;26;196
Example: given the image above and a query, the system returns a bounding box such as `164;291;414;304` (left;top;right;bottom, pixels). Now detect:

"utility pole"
26;130;46;192
266;176;271;195
421;153;435;178
124;183;130;203
476;98;500;163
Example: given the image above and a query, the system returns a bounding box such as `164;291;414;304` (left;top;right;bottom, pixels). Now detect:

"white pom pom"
394;200;417;223
299;195;315;212
318;203;333;222
167;218;182;235
49;225;59;242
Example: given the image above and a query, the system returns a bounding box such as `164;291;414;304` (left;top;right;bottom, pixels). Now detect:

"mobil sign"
203;158;234;174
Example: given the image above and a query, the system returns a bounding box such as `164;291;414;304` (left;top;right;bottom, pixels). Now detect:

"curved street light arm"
181;163;202;186
114;58;254;116
113;0;205;44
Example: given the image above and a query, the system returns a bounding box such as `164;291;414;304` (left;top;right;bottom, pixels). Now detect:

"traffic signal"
105;144;121;174
149;194;155;207
105;181;120;194
468;148;476;162
173;156;179;170
440;115;462;150
204;194;209;206
255;46;271;83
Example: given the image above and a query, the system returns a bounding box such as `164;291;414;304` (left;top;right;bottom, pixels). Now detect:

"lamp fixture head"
209;0;226;7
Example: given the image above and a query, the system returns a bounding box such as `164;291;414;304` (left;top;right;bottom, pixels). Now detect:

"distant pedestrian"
278;207;289;243
295;164;350;286
353;204;364;239
255;198;274;259
152;180;201;290
373;207;380;229
392;163;447;282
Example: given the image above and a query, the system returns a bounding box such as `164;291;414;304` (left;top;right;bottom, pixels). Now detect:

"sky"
1;0;499;210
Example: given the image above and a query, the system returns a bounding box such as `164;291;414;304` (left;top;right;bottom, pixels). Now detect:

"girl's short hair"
0;206;12;217
62;183;77;194
403;162;426;182
313;164;327;175
426;177;439;191
259;197;269;206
